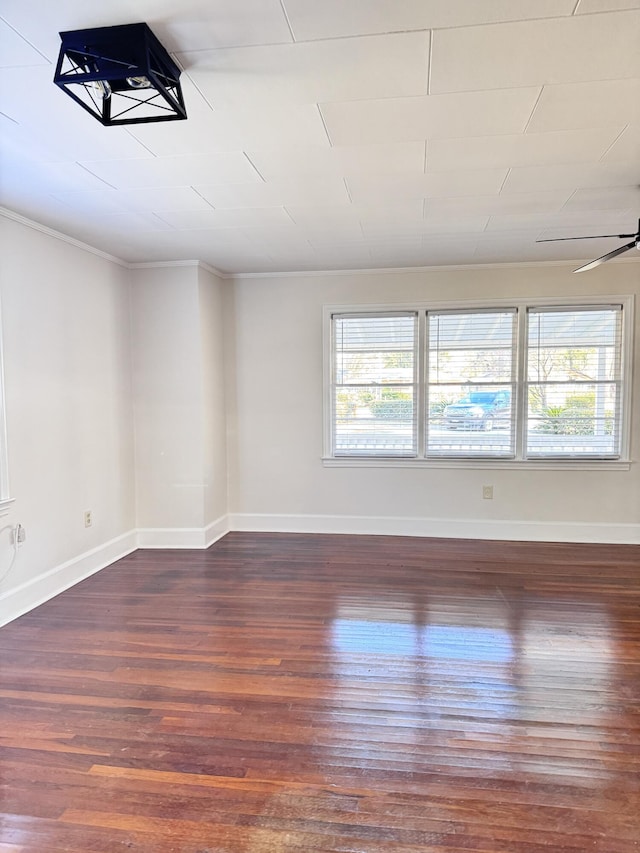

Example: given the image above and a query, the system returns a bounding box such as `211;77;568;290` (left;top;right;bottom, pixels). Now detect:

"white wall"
228;263;640;543
130;263;228;546
131;265;204;530
0;216;136;624
198;266;229;526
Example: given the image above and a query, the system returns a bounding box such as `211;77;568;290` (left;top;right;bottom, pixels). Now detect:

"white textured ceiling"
0;0;638;274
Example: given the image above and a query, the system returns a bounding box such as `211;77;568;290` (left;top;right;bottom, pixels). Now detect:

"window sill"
322;457;631;471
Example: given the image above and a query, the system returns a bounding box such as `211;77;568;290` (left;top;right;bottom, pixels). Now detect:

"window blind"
526;306;623;458
333;313;417;456
427;309;516;457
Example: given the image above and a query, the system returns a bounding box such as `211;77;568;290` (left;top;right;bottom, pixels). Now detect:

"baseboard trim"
204;515;230;548
0;518;231;626
2;512;636;627
228;512;640;545
0;530;138;627
137;515;229;549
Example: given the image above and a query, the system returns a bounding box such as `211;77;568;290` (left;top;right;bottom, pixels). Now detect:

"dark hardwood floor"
1;532;639;852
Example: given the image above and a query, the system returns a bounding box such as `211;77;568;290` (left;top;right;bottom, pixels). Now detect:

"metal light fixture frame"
54;23;187;126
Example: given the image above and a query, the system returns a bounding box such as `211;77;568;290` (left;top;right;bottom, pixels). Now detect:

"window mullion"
417;311;426;457
516;306;528;461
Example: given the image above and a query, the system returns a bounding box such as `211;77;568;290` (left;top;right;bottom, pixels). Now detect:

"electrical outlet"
482;485;494;500
14;523;26;545
84;510;92;528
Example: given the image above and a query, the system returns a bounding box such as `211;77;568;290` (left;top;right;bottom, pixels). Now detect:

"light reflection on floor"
327;595;614;782
333;618;514;663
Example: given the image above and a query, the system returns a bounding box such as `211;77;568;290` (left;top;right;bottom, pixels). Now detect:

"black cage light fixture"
54;22;187;126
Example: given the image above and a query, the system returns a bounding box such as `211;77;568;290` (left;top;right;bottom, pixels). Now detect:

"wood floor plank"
1;532;639;852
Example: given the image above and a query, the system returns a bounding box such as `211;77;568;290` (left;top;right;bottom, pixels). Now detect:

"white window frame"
331;311;419;458
425;306;518;460
323;295;634;470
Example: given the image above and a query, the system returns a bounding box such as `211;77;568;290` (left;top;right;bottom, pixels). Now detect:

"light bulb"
92;79;111;99
126;76;151;89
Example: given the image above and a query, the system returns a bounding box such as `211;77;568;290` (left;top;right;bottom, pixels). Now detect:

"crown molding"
0;209;228;278
231;255;640;280
0;207;127;268
127;259;226;278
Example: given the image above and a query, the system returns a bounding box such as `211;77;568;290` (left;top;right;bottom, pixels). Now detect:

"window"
427;309;516;458
327;300;630;464
333;313;417;456
526;307;623;458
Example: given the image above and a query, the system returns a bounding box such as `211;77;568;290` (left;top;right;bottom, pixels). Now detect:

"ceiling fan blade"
573;241;637;273
537;233;636;243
